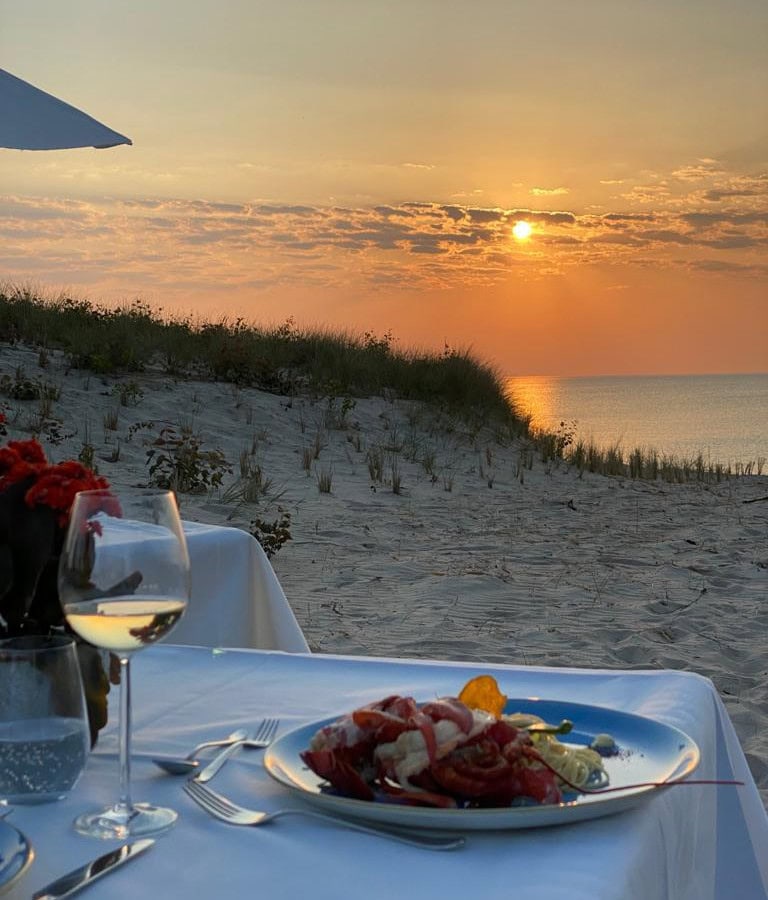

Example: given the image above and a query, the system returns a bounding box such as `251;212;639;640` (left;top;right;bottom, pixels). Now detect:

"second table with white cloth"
116;519;309;653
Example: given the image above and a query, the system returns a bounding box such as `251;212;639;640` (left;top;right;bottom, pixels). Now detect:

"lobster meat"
300;694;562;808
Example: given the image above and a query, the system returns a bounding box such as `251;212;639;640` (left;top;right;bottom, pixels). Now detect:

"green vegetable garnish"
526;718;573;736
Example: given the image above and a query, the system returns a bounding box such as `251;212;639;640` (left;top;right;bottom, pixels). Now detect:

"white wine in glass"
58;488;190;839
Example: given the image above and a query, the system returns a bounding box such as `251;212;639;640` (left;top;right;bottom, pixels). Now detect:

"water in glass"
0;635;89;803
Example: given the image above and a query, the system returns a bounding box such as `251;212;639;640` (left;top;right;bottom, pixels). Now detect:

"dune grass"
0;286;759;485
0;287;517;427
532;428;763;482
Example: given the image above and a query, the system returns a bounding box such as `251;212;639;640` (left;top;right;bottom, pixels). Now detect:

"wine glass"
58;488;190;839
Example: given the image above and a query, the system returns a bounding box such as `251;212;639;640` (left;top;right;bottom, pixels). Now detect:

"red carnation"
25;464;116;526
8;439;47;464
0;436;117;526
0;442;48;491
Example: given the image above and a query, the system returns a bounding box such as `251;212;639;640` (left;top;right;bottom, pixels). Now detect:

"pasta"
504;712;608;791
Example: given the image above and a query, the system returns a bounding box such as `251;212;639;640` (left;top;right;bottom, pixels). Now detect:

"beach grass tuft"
550;434;751;484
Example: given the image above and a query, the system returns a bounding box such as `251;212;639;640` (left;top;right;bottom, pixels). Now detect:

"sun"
512;220;533;241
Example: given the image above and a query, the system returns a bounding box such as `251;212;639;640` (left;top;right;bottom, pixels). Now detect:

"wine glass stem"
117;654;133;817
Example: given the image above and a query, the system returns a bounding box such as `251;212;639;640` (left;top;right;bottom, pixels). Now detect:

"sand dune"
2;342;766;804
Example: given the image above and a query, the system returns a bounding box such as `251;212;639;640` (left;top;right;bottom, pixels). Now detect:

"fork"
245;717;279;749
183;779;465;851
188;725;273;757
194;718;280;783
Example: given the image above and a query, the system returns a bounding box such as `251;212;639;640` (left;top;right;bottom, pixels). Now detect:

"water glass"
0;635;90;803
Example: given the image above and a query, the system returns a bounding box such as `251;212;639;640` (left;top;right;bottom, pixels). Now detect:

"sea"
505;373;768;469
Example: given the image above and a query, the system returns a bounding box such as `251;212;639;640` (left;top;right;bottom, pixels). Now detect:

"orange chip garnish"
458;674;507;718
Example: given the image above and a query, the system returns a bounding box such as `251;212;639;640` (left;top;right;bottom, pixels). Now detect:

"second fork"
193;717;279;783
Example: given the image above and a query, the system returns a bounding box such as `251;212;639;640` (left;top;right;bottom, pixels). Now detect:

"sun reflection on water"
505;375;560;432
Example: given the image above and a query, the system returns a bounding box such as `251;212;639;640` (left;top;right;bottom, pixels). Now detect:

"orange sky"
1;1;766;376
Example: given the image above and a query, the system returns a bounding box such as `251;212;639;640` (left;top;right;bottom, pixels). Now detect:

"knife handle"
31;839;154;899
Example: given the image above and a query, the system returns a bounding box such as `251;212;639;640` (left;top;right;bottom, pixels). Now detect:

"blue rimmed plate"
264;698;700;830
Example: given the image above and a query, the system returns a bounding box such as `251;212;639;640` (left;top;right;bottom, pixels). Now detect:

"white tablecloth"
12;647;768;900
161;521;308;652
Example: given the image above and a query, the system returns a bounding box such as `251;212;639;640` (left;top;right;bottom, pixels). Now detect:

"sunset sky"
2;0;767;377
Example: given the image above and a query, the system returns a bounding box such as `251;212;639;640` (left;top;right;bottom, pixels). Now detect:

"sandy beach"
2;342;766;805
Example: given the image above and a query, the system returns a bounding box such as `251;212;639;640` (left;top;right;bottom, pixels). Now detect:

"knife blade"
32;838;154;899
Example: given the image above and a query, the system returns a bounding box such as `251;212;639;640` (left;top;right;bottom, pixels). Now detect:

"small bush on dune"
250;509;292;559
145;425;232;494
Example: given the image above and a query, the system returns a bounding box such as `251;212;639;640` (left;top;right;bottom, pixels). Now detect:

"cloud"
681;211;768;226
373;205;415;218
640;230;694;245
702;234;760;249
687;259;768;278
439;205;466;222
588;233;641;245
251;204;317;216
671;159;726;181
506;209;577;225
704;187;763;201
450;188;486;199
2;168;765;304
0;198;80;221
701;173;768;202
530;186;569;196
465;207;505;223
601;213;658;223
620;184;673;203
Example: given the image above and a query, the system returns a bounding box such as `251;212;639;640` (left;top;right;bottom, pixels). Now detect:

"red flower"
26;464;115;526
0;438;118;526
8;440;47;464
0;440;48;491
0;446;21;477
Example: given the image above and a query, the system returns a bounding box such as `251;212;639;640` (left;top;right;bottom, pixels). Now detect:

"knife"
32;839;154;899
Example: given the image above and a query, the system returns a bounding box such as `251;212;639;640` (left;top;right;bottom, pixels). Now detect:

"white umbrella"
0;68;131;150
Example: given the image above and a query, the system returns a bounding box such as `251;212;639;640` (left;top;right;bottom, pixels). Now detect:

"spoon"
151;728;249;775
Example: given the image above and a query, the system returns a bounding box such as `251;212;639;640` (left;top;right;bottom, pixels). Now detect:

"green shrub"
249;509;292;559
145;425;232;493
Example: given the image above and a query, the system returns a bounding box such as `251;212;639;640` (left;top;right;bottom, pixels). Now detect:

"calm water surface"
505;373;768;468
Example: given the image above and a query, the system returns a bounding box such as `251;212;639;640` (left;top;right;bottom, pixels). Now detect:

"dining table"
9;644;768;899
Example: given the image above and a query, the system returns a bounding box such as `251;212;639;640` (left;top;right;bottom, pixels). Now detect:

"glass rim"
74;488;176;496
72;487;180;512
0;633;78;654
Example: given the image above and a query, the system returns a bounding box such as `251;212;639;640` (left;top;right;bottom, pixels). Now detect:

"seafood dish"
300;676;608;809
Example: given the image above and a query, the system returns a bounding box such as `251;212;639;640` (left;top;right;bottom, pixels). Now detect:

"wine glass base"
74;802;178;839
